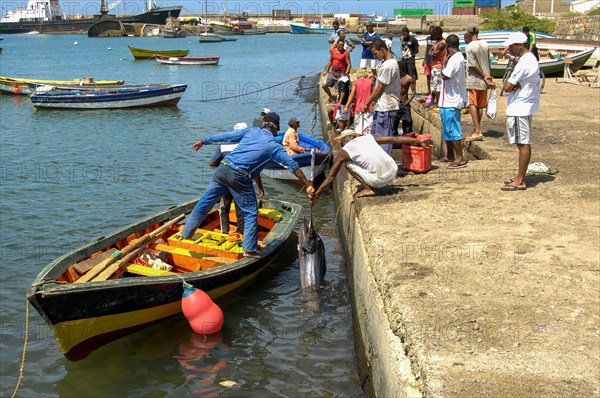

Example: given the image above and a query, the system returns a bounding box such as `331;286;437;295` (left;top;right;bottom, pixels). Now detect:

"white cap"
261;107;271;115
503;32;528;47
384;38;393;51
233;122;248;130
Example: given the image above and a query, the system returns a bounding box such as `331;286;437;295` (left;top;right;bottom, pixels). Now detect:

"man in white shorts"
334;71;351;132
310;129;432;202
501;32;540;191
360;23;381;69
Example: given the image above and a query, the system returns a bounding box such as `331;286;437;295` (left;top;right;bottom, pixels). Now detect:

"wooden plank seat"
150;242;235;272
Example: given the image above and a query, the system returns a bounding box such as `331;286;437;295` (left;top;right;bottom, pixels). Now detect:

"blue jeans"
181;164;259;252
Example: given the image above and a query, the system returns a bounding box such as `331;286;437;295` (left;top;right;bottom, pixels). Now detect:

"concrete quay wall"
317;72;600;397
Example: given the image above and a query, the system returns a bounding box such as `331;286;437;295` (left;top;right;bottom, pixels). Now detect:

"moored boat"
128;45;189;59
263;133;331;180
489;45;596;78
0;76;125;95
29;84;187;109
289;21;334;34
154;55;219;65
197;31;237;42
0;0;182;35
26;198;302;360
210;18;268;35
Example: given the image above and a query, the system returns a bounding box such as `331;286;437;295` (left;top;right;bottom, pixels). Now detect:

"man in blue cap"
180;112;315;258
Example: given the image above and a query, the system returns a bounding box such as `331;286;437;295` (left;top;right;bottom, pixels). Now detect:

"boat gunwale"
27;198;303;294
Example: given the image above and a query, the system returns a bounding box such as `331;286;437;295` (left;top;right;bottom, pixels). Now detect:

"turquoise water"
0;34;363;397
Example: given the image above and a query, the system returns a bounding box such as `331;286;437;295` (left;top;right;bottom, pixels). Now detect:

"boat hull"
154;55;219;65
490;47;596;78
197;32;224;42
30;84;187;109
128;46;189;59
289;23;333;34
26;198;302;360
264;133;331;180
0;76;125;95
0;6;182;34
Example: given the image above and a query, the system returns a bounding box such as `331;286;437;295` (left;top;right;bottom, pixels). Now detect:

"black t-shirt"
424;35;435;64
337;75;351;105
401;35;419;63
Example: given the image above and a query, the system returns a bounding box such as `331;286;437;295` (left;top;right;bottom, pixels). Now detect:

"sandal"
501;184;527;191
243;251;261;259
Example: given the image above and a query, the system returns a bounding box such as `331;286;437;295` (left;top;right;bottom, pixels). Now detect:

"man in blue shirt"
180;112;315;258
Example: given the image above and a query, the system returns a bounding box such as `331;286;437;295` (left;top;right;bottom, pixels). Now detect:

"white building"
570;0;600;13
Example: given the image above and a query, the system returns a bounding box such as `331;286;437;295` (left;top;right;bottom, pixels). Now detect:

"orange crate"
401;134;432;173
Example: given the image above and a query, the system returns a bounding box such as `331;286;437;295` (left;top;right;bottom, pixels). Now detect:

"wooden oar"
75;214;185;283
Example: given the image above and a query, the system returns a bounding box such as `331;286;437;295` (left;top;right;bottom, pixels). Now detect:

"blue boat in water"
29;84;187;109
289;22;334;34
264;132;331;181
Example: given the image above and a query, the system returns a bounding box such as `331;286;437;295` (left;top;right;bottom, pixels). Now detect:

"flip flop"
447;163;468;169
504;178;514;185
466;135;484;142
501;184;527;191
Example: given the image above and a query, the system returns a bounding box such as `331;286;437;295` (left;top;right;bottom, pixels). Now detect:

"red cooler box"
401;134;432;173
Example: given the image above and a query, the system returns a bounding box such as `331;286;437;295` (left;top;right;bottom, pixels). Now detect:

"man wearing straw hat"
310;129;432;203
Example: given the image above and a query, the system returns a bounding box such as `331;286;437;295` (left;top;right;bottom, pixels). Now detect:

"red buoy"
181;282;224;334
11;86;21;94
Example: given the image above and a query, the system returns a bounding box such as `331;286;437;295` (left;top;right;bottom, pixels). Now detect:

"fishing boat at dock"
128;46;189;60
154;55;219;65
29;84;187;109
26;198;302;360
489;44;596;78
0;0;182;35
0;75;125;95
264;133;331;181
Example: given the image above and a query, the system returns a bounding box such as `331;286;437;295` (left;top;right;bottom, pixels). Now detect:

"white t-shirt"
342;134;398;188
506;52;540;117
374;58;400;112
438;51;467;109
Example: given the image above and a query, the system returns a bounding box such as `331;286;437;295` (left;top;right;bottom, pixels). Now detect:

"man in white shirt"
360;38;401;154
310;129;432;202
501;32;540;191
438;34;468;169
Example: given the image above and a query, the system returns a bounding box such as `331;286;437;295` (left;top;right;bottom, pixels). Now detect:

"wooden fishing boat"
210;18;268;35
29;84;187;109
154;55;219;65
128;45;189;60
197;32;238;42
489;45;596;78
289;21;333;34
0;76;125;95
26;198;302;360
263;133;331;181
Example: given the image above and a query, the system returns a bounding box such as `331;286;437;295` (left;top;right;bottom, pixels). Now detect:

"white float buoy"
73;41;78;45
107;47;112;51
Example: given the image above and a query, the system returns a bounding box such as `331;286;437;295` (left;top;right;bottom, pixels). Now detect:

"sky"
1;0;521;17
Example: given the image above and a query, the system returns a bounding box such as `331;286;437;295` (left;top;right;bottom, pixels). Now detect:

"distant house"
512;0;571;15
570;0;600;13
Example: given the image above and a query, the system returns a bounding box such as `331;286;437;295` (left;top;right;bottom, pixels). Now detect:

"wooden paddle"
75;214;185;283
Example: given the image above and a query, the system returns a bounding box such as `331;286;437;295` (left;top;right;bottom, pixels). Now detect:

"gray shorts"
506;115;532;145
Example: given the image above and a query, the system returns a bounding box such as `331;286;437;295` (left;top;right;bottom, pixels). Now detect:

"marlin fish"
298;216;326;290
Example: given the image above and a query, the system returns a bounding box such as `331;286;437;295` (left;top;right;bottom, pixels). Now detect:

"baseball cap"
261;107;271;115
288;117;300;126
263;112;280;131
467;24;478;34
233;122;247;130
503;32;528;46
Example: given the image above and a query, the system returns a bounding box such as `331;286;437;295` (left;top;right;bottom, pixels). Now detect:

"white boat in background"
289;21;333;34
154;55;219;65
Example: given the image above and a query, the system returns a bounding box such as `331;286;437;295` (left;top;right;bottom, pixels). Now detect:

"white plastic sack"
486;89;497;119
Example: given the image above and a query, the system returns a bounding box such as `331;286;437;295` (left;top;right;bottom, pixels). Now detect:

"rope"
194;68;321;103
11;298;30;398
